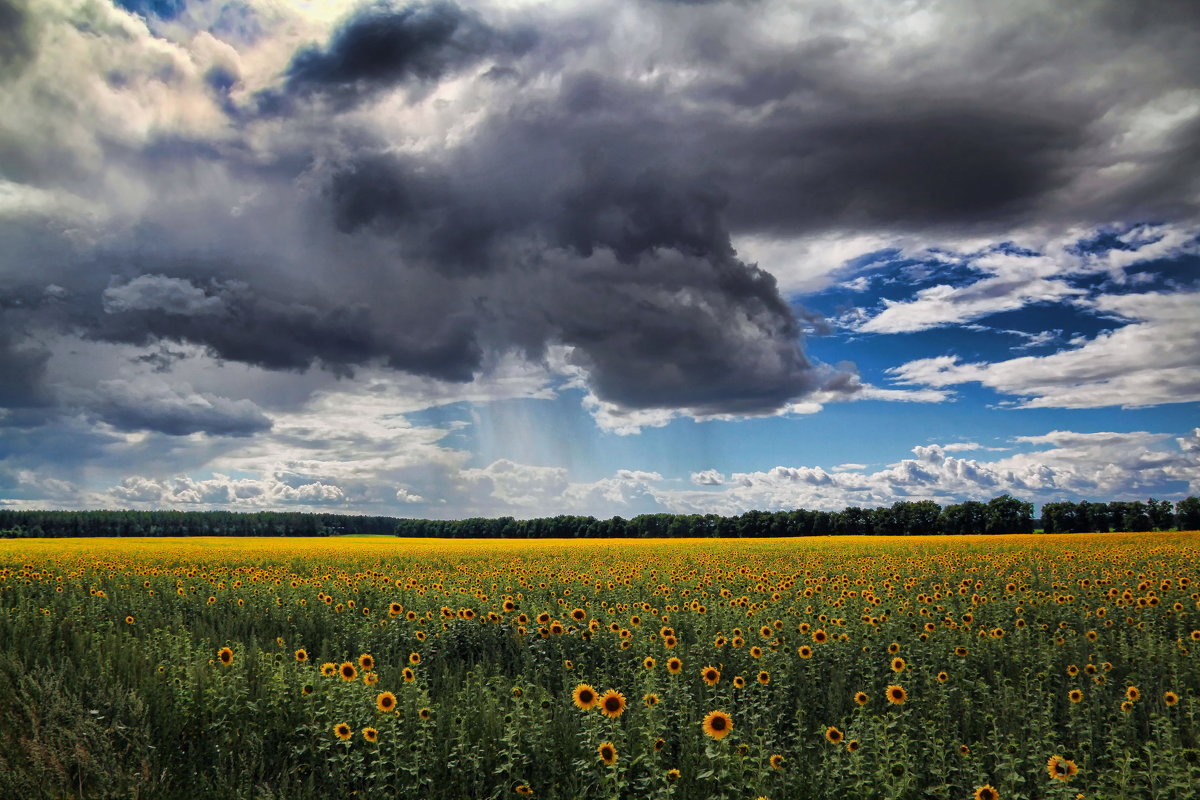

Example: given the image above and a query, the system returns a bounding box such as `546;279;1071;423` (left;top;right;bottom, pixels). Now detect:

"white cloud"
845;224;1199;334
888;289;1200;408
691;469;725;486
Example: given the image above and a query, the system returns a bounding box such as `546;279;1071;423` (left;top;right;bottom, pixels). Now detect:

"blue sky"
1;0;1198;518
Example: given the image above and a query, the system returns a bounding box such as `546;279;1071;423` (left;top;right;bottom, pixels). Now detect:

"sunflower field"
1;532;1198;800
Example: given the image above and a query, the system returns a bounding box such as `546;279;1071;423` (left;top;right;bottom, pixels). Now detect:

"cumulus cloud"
887;289;1200;408
849;225;1199;334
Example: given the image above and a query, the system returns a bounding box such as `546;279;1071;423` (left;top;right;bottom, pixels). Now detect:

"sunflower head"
891;657;906;673
824;726;844;744
757;670;770;685
572;684;599;710
702;710;733;740
1164;691;1179;706
376;691;397;713
667;657;683;674
854;691;869;706
362;726;379;743
320;662;337;677
217;647;233;666
702;666;720;685
1068;689;1083;703
294;649;308;663
886;684;907;705
643;692;660;707
597;742;617;765
333;722;352;741
358;653;374;670
973;785;998;800
769;754;784;769
340;662;358;682
599;689;627;718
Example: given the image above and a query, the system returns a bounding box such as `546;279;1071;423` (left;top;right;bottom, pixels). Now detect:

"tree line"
0;509;396;539
2;495;1195;538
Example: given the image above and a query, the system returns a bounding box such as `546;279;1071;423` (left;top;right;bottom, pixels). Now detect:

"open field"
2;533;1198;800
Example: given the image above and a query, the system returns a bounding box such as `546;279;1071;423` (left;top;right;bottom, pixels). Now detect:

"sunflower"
217;647;233;666
973;785;998;800
733;675;746;689
1126;686;1140;702
321;662;337;677
643;692;660;707
854;691;869;706
653;738;666;752
824;726;844;744
294;648;308;663
812;629;828;643
597;742;617;765
757;670;770;685
1068;689;1083;703
418;707;431;720
363;672;378;686
959;744;970;755
891;657;906;673
769;754;784;769
376;691;397;713
666;768;680;780
1164;691;1179;706
572;684;599;710
409;652;421;665
667;657;683;674
340;662;358;682
333;722;352;741
362;726;379;743
125;616;134;624
846;739;860;753
797;645;813;659
359;653;375;670
514;784;533;795
702;665;721;685
936;671;949;683
599;689;627;718
702;710;733;740
1121;700;1134;713
643;656;656;670
886;684;907;705
402;666;416;682
954;647;969;657
1046;755;1078;780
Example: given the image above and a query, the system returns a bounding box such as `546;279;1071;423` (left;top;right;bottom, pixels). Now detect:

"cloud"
690;469;725;486
888;289;1200;408
266;1;532;111
666;428;1200;513
81;378;273;437
849;225;1198;334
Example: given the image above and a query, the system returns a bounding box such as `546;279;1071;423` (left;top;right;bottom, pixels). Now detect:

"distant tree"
1175;497;1200;530
985;494;1034;535
1147;498;1175;530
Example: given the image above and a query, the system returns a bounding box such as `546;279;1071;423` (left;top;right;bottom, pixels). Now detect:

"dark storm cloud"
4;0;1200;428
263;0;533;111
0;0;34;79
84;379;273;437
93;275;481;382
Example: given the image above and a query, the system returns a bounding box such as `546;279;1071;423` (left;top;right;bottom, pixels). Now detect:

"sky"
1;0;1198;520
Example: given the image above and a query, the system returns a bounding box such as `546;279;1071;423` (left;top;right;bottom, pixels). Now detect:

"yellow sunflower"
572;684;599;711
702;710;733;740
